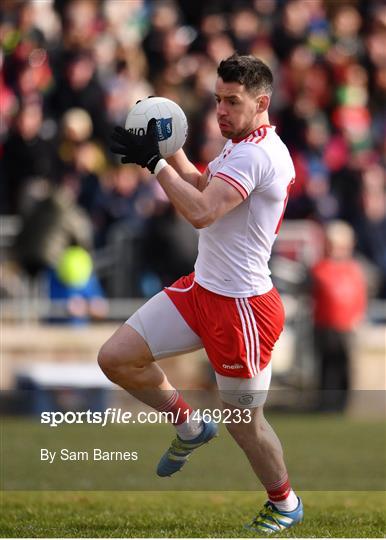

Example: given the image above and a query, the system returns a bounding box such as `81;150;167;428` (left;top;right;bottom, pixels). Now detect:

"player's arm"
156;165;243;228
109;119;236;225
166;148;208;192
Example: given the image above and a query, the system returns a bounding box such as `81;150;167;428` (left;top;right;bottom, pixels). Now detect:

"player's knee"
98;340;140;384
97;342;123;383
225;412;265;448
97;340;148;387
225;421;251;449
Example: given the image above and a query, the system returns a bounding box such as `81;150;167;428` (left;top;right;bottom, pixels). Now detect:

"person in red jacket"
311;220;367;412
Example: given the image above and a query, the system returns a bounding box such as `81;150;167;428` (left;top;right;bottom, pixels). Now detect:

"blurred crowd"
1;0;385;299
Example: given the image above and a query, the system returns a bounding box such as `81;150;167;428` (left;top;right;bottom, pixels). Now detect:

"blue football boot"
245;497;304;535
157;420;218;477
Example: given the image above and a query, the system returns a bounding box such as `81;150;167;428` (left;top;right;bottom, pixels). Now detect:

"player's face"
214;78;267;140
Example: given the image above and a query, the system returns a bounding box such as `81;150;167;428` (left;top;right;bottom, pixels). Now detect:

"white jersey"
194;125;295;297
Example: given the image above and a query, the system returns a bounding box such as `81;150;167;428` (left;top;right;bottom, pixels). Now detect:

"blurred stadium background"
1;0;385;419
1;2;385;537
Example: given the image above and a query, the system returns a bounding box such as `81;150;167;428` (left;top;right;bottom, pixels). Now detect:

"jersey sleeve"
214;143;273;199
207;149;224;179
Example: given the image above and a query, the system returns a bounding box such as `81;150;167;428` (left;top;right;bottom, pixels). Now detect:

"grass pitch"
2;413;385;491
1;413;385;537
0;490;385;537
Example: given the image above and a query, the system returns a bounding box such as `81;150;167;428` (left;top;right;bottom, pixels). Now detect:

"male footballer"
99;53;303;534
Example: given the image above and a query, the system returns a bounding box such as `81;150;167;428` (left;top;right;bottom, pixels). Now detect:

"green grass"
1;414;385;537
0;491;385;537
2;414;385;490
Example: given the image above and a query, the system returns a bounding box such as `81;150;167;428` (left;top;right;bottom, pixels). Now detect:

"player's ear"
256;95;270;113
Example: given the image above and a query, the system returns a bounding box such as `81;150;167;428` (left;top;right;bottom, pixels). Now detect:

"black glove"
110;118;162;173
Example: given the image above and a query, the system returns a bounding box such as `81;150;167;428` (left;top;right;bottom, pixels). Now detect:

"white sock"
271;489;299;512
175;412;203;440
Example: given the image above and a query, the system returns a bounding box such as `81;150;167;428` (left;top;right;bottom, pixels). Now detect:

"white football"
125;97;188;158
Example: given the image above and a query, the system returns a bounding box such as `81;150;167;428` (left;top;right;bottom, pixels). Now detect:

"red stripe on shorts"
164;273;285;378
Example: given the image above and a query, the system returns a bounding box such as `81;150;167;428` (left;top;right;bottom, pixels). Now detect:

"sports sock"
265;474;299;512
175;415;203;440
156;389;203;440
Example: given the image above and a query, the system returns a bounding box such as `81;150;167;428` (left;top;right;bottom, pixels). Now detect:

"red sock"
156;390;193;425
265;474;291;502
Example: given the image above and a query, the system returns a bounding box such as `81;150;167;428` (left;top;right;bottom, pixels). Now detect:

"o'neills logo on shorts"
222;363;243;370
239;394;254;405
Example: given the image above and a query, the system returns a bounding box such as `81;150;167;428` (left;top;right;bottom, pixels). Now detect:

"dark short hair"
217;53;273;95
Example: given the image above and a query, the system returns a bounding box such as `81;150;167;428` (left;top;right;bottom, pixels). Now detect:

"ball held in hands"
125;96;188;157
110;118;162;173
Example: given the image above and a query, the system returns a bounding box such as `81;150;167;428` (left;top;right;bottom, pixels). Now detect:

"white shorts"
126;291;272;408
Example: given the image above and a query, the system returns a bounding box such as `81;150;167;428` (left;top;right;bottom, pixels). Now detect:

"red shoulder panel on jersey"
245;126;267;145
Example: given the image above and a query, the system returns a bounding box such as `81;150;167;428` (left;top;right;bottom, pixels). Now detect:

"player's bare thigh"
98;323;153;373
98;291;203;376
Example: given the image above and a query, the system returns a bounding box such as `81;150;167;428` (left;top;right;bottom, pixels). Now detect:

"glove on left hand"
110;118;162;173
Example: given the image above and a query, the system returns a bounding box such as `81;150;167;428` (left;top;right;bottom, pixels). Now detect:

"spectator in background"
311;221;367;412
58;107;94;169
229;5;261;55
354;163;386;298
141;204;199;295
0;51;18;141
45;245;108;325
50;48;110;144
2;100;57;214
1;0;386;301
57;0;102;49
13;180;93;277
272;0;311;61
56;107;106;218
142;0;181;79
90;163;156;248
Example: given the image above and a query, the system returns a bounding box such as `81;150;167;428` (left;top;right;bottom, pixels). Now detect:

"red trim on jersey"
231;124;272;143
215;172;249;200
274;177;295;234
244;127;259;142
244;127;262;143
249;126;268;145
